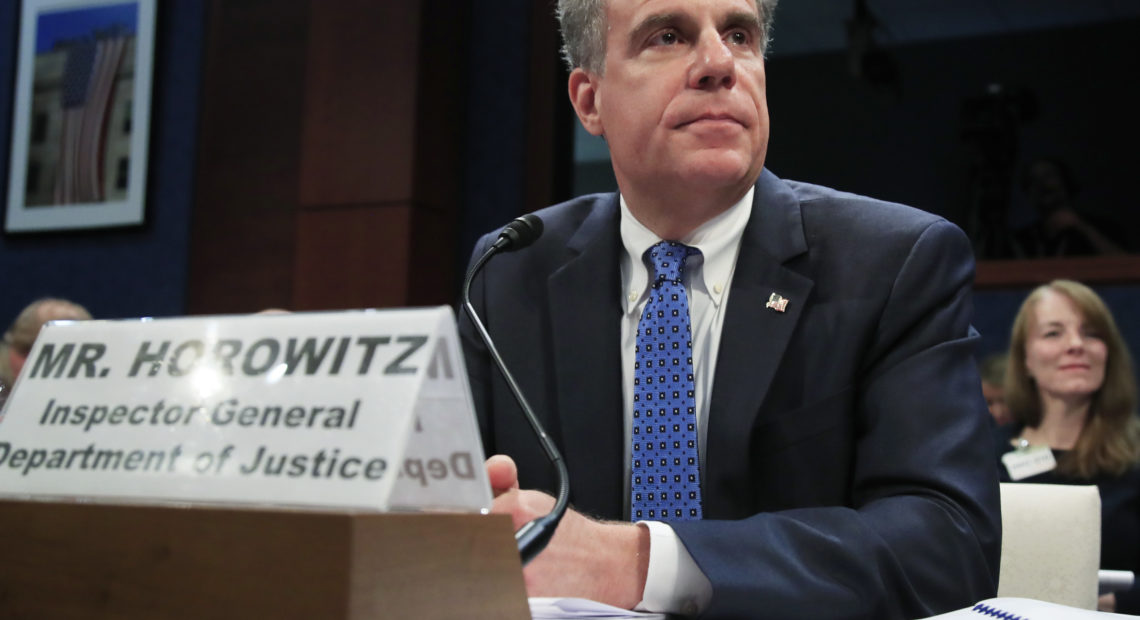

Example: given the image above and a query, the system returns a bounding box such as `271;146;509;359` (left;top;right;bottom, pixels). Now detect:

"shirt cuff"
633;521;713;616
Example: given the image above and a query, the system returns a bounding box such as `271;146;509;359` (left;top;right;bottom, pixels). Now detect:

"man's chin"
672;154;761;188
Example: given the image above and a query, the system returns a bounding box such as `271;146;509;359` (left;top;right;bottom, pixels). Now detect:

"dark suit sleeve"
671;220;1002;619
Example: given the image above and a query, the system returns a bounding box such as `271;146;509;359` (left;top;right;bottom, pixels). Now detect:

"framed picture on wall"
4;0;156;233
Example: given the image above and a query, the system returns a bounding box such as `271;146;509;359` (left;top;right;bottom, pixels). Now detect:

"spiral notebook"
922;597;1134;619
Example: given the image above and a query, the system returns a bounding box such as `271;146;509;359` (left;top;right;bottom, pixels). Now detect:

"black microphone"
461;213;570;566
490;213;544;252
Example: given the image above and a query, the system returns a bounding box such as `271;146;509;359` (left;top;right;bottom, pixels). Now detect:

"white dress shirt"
618;189;753;615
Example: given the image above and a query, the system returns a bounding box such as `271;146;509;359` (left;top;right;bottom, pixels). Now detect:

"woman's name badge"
1002;444;1057;481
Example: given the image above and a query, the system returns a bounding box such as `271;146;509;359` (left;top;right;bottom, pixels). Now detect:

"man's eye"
652;31;680;45
727;30;749;45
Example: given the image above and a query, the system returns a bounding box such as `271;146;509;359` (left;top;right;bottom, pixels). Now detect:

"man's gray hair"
556;0;779;74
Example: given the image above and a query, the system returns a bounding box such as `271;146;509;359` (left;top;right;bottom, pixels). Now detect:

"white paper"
529;598;666;619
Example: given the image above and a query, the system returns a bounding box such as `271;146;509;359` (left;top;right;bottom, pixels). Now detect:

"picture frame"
4;0;156;233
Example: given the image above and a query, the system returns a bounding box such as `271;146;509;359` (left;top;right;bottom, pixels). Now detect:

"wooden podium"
0;499;529;619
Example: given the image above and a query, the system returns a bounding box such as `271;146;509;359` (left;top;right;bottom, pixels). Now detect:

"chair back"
997;482;1100;609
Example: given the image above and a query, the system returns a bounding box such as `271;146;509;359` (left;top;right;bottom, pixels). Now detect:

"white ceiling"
768;0;1140;56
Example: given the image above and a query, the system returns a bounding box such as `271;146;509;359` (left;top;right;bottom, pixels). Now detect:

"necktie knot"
646;241;699;286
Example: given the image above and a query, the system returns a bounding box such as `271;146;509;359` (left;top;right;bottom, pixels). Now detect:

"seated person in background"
0;298;92;405
462;0;1000;617
980;352;1012;426
995;279;1140;613
1014;158;1128;257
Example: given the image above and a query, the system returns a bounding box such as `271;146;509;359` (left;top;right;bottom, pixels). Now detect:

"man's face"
570;0;769;201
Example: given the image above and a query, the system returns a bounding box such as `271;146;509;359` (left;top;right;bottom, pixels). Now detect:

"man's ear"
568;68;604;136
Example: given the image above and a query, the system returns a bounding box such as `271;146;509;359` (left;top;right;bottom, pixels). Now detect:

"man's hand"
485;455;650;609
486;454;521;498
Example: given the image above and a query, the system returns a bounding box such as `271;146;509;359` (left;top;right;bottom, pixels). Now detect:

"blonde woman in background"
995;279;1140;612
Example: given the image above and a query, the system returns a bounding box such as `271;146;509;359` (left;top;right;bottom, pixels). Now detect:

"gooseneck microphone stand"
461;214;570;566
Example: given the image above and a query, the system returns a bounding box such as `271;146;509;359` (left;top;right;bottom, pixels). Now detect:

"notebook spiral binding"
971;602;1026;620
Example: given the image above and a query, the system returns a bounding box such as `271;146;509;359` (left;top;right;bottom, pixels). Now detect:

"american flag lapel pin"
765;293;789;313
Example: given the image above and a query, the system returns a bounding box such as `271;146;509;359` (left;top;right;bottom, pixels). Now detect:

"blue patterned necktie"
631;241;702;521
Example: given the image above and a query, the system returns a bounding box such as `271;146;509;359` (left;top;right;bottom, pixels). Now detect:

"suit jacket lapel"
705;170;814;516
547;198;626;519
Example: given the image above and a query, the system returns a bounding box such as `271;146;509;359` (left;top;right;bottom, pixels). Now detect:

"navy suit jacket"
460;169;1001;619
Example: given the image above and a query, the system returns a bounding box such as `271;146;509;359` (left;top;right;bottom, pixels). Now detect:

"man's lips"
676;113;745;129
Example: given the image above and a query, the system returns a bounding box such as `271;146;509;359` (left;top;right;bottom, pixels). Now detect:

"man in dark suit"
460;0;1001;617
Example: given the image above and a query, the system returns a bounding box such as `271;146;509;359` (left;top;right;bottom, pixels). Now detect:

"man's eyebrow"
721;10;763;35
624;9;763;54
626;12;687;50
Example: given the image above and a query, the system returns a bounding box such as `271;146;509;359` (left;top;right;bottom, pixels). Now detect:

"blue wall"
0;1;204;324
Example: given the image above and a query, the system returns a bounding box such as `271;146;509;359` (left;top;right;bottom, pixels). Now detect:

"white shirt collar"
619;187;754;315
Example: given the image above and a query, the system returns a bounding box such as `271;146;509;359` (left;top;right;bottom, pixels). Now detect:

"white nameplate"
0;306;491;513
1002;445;1057;481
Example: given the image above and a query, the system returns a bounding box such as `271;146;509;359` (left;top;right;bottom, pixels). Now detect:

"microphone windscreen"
499;213;544;251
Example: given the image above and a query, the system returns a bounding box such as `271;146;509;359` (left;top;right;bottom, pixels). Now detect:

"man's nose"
690;35;735;89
